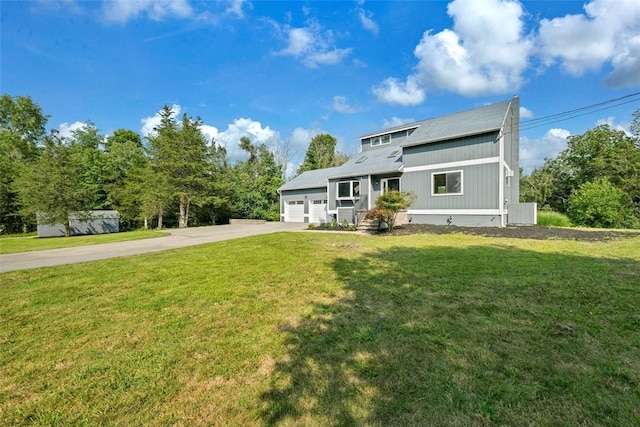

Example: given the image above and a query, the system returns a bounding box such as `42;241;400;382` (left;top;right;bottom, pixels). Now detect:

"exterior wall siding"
402;163;499;210
328;176;370;211
402;132;499;168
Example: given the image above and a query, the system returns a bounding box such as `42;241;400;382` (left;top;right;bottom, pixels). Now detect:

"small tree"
567;178;634;229
365;190;415;231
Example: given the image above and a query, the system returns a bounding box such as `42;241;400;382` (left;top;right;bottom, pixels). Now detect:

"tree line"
520;109;640;229
1;95;344;235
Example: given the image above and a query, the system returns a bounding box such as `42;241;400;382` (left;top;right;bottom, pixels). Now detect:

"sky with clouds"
3;0;639;175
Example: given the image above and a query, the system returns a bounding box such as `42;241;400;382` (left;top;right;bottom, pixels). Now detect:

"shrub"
365;190;416;231
537;211;572;227
568;178;633;228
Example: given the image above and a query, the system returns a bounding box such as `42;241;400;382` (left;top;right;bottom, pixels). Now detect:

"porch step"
357;218;382;232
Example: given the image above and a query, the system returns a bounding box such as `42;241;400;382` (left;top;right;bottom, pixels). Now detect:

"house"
278;97;536;227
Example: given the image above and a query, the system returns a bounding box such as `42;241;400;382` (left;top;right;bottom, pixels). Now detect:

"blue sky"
3;0;639;175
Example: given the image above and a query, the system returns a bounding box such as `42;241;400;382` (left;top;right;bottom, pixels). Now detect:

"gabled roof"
279;98;515;193
278;146;403;191
401;99;512;148
278;166;343;191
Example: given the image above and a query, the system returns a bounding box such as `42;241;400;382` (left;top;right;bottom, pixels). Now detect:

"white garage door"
309;199;327;223
284;200;305;222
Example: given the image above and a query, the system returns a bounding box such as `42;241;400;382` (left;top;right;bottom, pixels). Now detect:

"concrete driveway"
0;222;307;273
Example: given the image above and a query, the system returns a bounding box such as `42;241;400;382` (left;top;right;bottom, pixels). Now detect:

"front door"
381;177;400;193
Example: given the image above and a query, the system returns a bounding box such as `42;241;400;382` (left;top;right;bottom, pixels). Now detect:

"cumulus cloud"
520;128;570;173
332;96;359;114
225;0;248;18
215;118;281;163
373;0;531;103
595;116;632;135
274;20;352;68
537;0;640;87
57;121;86;138
140;104;181;136
383;117;416;129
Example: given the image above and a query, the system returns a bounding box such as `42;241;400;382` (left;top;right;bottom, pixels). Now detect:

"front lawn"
1;232;639;426
0;229;167;254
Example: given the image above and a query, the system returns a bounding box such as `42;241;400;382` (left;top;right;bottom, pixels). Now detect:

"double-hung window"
337;181;360;199
432;171;462;195
370;134;391;147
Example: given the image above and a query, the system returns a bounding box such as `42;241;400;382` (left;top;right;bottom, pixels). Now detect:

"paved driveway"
0;222;306;273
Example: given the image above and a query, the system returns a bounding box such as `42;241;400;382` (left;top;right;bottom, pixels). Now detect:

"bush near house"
537;211;572;227
365;190;416;231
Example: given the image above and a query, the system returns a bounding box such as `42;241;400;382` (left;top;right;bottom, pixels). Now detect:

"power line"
519;91;640;132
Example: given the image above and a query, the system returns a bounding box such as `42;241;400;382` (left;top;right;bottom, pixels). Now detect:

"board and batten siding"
402;132;499;169
328;176;370;211
403;162;500;210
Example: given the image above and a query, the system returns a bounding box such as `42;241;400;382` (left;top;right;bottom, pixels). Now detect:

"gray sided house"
37;210;120;237
278;97;536;227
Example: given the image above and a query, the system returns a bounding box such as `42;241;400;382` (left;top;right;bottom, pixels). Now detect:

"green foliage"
568;178;635;229
0;94;49;233
366;190;416;231
523;123;640;227
537;211;572;227
297;133;348;175
230;136;283;221
14;135;95;237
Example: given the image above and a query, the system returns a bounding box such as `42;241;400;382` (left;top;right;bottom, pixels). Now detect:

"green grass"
1;232;639;426
0;229;168;254
537;210;573;227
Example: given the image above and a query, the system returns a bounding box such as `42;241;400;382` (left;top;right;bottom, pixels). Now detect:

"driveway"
0;222;307;273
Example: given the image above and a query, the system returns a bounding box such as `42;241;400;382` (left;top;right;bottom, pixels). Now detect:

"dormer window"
370;134;391;146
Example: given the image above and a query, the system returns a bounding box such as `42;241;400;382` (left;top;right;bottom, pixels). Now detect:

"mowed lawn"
1;232;639;426
0;229;167;254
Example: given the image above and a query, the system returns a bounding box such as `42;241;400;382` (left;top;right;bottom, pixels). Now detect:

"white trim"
403;156;499;173
336;180;360;200
499;131;505;227
367;175;372;210
408;209;501;215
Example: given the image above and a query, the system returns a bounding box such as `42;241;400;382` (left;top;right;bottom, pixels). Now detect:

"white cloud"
57;121;86;138
200;124;219;144
373;0;532;104
537;0;640;87
595;116;632;135
140;104;181;137
383;117;416;129
225;0;248;18
215;118;281;163
520;128;570;173
520;106;533;119
332;96;359;114
274;20;352;68
357;6;379;35
372;76;425;106
103;0;193;23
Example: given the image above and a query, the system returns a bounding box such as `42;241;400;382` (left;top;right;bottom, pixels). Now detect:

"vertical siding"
403;132;499;168
403;163;499;210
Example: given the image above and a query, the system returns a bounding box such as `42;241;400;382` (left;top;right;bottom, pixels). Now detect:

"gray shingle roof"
278;166;343;191
401;99;512;147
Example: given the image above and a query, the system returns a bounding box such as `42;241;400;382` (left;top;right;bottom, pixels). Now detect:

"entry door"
381;178;400;193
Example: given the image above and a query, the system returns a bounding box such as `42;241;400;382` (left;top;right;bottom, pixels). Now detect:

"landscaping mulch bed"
382;224;639;241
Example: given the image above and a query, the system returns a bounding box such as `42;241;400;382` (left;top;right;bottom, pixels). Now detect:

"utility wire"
519;91;640;132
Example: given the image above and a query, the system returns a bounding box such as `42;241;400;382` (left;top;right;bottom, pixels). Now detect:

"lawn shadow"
261;244;640;426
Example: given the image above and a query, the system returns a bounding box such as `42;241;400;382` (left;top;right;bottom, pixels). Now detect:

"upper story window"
337;181;360;199
370;134;391;147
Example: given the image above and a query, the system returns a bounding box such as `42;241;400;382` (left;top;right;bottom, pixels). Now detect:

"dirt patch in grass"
379;224;639;241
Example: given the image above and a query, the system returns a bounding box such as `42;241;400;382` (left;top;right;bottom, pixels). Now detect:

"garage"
284;200;305;222
309;199;327;223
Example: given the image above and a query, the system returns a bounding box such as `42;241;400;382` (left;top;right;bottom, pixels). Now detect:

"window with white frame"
432;171;462;195
370;134;391;147
337;181;360;199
